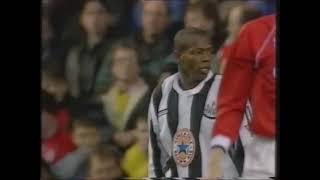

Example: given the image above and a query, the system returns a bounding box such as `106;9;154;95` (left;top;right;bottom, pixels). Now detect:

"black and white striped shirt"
148;71;241;178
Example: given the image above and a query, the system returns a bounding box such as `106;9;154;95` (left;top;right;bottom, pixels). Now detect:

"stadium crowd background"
41;0;275;179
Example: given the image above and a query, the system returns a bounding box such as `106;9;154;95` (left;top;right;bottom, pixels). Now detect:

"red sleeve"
212;24;256;144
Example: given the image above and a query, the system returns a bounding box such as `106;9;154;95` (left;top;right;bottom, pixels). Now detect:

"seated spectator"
64;114;113;179
42;9;66;69
131;0;187;32
121;118;148;178
185;0;226;54
41;159;56;180
131;0;173;89
43;59;114;140
65;0;118;99
218;3;261;73
100;39;150;149
217;0;244;25
71;116;103;151
42;60;69;103
41;106;77;179
87;144;124;180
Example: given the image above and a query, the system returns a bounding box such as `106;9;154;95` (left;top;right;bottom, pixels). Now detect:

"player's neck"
178;73;200;90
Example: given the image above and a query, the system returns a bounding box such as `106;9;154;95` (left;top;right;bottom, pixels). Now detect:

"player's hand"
207;147;225;179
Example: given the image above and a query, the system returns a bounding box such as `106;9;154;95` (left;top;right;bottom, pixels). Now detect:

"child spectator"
41;159;56;180
63;114;112;179
87;144;124;180
121;118;148;178
41;106;77;179
100;39;150;149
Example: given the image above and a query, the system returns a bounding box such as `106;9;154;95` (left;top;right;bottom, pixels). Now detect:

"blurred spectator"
41;109;75;164
65;0;117;99
247;0;275;15
226;3;262;44
42;9;66;69
218;0;244;25
41;159;56;180
185;0;226;53
43;0;82;40
131;0;173;89
121;119;148;178
218;3;262;73
131;0;187;32
103;0;136;36
42;61;68;102
100;39;150;149
87;145;124;180
41;106;77;178
71;116;104;151
61;0;134;46
41;62;78;179
63;114;109;179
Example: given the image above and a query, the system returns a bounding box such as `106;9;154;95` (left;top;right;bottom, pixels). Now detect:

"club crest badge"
173;128;195;167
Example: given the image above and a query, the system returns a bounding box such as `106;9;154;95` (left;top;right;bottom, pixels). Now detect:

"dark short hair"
41;90;59;113
89;144;120;163
42;60;65;81
174;27;211;54
70;113;103;131
110;38;140;65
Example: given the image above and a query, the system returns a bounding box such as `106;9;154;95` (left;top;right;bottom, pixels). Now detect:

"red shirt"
42;109;76;165
212;15;276;144
217;43;234;72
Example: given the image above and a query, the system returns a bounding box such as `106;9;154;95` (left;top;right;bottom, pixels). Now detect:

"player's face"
178;37;213;83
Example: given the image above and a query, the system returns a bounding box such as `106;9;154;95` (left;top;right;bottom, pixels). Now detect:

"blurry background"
41;0;275;179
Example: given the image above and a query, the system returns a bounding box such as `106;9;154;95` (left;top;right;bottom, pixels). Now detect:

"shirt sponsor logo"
173;128;195;167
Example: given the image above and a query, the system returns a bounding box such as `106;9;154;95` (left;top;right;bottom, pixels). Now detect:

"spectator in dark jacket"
65;0;118;100
131;0;173;89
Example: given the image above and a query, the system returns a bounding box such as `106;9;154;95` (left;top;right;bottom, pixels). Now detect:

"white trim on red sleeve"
210;134;232;152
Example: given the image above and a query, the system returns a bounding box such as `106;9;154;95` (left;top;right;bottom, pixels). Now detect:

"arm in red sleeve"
211;23;256;151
